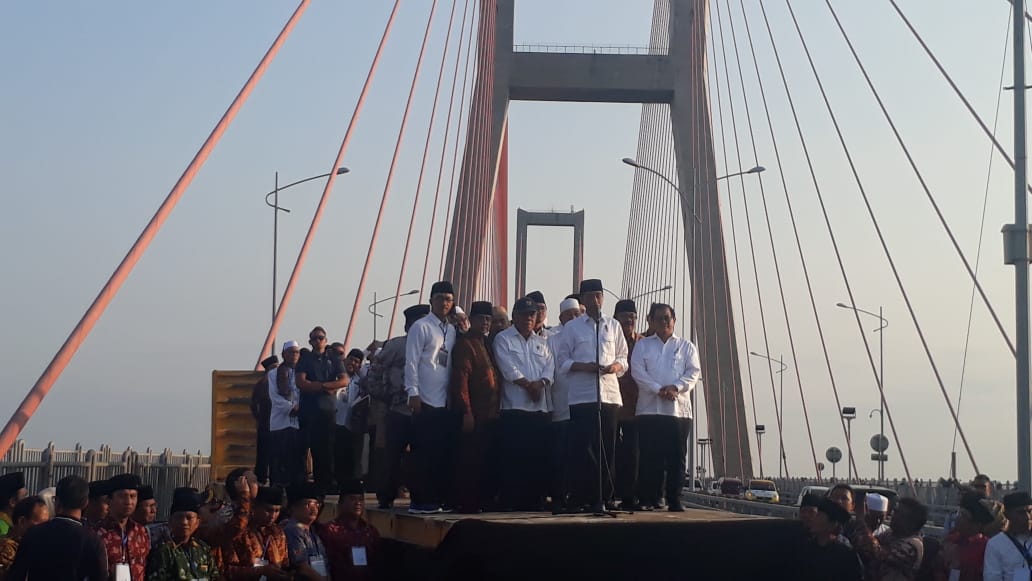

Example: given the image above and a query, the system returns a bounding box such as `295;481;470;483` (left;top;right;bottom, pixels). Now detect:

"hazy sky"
0;1;1024;482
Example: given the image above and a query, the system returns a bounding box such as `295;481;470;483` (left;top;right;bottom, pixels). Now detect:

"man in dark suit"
449;300;501;513
7;475;108;581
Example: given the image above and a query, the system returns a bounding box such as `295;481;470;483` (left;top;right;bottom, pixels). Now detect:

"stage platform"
364;500;808;580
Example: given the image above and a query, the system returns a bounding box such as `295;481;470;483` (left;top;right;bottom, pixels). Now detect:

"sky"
0;0;1024;482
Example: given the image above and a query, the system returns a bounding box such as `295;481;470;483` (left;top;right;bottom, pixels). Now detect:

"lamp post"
842;406;857;483
630;284;673;302
698;437;711;482
368;289;418;342
603;288;623;302
621;157;765;221
264;167;350;355
755;424;766;478
836;302;888;483
750;351;787;477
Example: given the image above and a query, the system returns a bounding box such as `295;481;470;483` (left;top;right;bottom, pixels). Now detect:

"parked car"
744;479;780;503
796;485;829;506
718;477;744;498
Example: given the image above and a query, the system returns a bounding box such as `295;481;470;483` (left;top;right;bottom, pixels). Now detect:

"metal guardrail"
513;44;659;55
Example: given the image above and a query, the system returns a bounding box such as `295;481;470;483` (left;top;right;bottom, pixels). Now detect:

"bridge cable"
819;0;981;475
738;0;858;481
709;3;772;477
386;0;462;335
341;0;442;350
952;11;1012;472
757;1;903;487
421;0;475;300
725;0;821;480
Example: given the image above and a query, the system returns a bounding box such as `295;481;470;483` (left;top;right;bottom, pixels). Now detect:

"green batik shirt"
145;537;221;581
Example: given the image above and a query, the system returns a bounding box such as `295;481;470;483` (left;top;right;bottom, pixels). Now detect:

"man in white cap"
548;297;581;512
269;340;303;486
864;493;890;536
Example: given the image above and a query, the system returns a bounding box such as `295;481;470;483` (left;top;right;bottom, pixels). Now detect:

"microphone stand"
591;314;618;518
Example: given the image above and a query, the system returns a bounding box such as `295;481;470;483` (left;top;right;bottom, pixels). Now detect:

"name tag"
115;563;131;581
436;348;449;367
253;558;269;581
310;557;328;576
352;546;368;566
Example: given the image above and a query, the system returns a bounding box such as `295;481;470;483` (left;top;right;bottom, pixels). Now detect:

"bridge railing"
513;44;657;55
1;440;211;512
762;476;1016;505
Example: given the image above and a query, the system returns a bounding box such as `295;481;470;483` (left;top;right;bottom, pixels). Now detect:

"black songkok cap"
287;482;324;505
108;473;141;494
260;355;279;371
1004;491;1032;510
430;281;455;296
89;480;112;500
614;299;637;315
525;291;546;306
800;492;823;508
817;497;851;526
137;485;154;502
169;487;201;515
512;297;538;315
579;279;604;294
347;349;365;362
338;479;366;496
565;293;579;301
404;304;431;326
470;301;493;317
960;492;995;525
0;472;25;499
255;486;284;507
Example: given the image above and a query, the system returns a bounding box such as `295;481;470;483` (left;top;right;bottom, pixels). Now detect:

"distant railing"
1;440;211;512
513;43;658;55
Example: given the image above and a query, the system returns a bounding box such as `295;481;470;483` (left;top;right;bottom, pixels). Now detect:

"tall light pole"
368;289;418;342
630;284;673;302
836;302;888;483
755;424;766;477
698;437;711;481
842;407;857;483
264;167;350;355
750;351;787;478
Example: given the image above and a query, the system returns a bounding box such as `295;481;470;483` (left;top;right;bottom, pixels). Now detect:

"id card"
310;557;328;576
352;546;368;566
436;348;449;367
115;563;131;581
253;558;269;581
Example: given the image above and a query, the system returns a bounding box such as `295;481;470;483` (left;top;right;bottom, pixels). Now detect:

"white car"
743;479;780;503
796;485;829;506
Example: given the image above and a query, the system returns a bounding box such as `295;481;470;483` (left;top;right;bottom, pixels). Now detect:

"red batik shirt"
226;524;289;578
317;518;380;581
94;517;151;581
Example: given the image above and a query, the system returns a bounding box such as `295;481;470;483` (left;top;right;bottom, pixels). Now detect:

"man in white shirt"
405;280;459;514
985;491;1032;580
555;278;629;511
548;297;581;512
334;348;368;484
630;303;700;512
268;340;303;486
494;297;555;510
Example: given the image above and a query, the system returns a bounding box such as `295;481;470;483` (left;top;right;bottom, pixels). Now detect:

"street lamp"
750;351;787;478
264;167;350;355
697;437;711;481
368;289;418;341
620;157;766;221
836;302;888;484
755;424;766;478
603;288;623;302
630;284;673;302
841;406;857;483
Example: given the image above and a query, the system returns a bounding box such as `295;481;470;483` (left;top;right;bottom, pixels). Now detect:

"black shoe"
668;503;685;512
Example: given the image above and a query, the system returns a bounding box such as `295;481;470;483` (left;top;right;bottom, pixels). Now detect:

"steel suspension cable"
341;1;441;351
758;1;905;487
0;0;312;455
386;0;461;334
421;0;474;299
739;0;857;480
725;0;820;479
819;0;981;474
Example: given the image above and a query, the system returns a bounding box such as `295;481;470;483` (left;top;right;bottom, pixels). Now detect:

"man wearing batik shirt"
145;488;221;581
0;472;27;537
226;487;289;580
860;497;927;581
95;473;150;581
282;483;330;580
0;496;49;578
405;281;459;514
613;299;644;510
195;469;255;576
319;480;380;581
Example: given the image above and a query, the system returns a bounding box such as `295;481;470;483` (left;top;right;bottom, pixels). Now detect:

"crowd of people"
250;278;702;515
794;476;1032;581
0;469;379;580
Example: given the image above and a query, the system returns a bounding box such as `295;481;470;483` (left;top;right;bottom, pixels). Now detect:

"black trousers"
615;419;639;504
498;410;551;510
568;402;619;507
637;415;691;507
453;417;500;512
269;427;303;486
550;420;571;506
300;406;336;489
334;426;359;485
255;426;272;484
380;411;415;505
410;404;459;507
